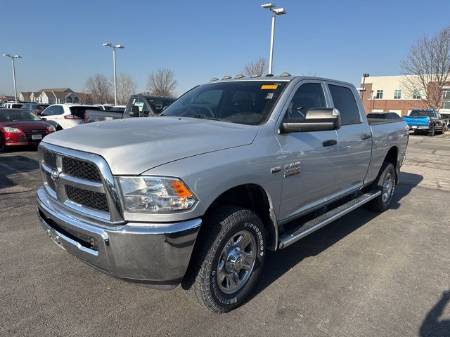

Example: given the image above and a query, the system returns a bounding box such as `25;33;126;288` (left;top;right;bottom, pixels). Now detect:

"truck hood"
43;117;258;174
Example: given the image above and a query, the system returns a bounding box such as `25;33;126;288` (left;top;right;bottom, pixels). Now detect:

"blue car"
403;109;446;136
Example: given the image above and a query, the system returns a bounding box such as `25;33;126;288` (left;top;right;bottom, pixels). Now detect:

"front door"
277;82;341;222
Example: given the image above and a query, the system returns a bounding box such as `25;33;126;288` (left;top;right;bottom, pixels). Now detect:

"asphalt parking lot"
1;133;449;337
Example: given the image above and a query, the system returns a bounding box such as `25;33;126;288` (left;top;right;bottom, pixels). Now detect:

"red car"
0;108;56;151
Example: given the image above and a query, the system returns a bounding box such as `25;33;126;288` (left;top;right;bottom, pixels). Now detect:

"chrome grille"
39;143;123;224
62;157;101;182
65;185;109;212
44;171;56;191
43;149;57;169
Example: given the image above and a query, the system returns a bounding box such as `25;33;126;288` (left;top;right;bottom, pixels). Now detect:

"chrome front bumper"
36;187;201;289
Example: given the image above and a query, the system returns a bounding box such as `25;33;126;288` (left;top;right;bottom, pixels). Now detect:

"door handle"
322;139;337;147
361;133;372;140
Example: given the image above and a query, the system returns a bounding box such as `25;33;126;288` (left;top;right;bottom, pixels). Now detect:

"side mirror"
280;108;341;133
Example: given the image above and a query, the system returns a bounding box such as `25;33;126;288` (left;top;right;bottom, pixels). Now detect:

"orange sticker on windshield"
261;84;279;90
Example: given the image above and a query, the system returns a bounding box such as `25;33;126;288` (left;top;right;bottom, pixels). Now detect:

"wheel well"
383;146;399;182
384;146;398;168
204;184;277;251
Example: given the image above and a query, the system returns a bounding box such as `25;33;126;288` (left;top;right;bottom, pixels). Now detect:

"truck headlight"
117;176;197;213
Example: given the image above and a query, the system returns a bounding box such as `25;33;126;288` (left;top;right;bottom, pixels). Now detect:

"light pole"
261;3;286;75
361;73;370;101
102;42;124;105
3;54;22;101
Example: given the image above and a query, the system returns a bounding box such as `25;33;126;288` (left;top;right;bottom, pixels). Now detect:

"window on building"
443;89;450;100
443;101;450;110
412;90;421;99
394;89;401;99
375;90;383;99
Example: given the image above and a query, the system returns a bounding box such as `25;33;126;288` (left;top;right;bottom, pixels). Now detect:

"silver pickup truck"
36;76;409;312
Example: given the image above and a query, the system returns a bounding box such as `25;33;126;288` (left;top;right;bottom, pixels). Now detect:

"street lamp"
3;53;22;101
102;42;124;105
361;73;370;101
261;3;286;75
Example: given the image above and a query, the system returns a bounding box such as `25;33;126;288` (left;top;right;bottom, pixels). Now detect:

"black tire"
368;162;396;212
0;136;6;153
191;206;266;313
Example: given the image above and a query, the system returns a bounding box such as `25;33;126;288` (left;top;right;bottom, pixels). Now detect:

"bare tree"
147;69;177;97
401;27;450;109
243;58;267;77
116;74;136;105
85;74;112;104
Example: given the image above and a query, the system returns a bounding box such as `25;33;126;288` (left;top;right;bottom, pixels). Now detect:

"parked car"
84;105;126;123
124;94;176;117
403;109;446;136
0;108;55;151
367;112;401;120
40;104;101;129
36;76;408;312
20;102;50;115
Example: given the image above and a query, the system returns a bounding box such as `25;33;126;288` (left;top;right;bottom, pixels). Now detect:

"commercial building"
359;75;450;116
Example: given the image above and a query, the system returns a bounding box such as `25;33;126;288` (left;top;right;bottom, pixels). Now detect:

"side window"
328;84;360;125
129;98;148;117
55;106;65;115
285;83;326;121
148;99;164;114
41;106;59;116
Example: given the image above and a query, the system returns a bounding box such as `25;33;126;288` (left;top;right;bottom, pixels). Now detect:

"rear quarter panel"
365;120;409;184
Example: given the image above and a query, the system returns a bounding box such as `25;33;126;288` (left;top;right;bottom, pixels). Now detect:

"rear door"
327;83;372;191
277;81;341;221
41;105;67;128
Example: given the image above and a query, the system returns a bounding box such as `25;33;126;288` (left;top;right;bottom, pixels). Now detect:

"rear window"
410;110;435;117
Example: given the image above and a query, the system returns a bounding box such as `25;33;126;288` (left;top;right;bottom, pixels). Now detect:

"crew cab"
403;109;446;136
36;76;408;312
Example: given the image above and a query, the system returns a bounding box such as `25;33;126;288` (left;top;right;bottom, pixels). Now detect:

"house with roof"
34;88;80;104
19;88;88;104
18;92;32;101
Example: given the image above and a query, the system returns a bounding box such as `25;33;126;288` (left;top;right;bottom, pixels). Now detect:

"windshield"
0;110;40;122
410;110;435;117
162;81;288;125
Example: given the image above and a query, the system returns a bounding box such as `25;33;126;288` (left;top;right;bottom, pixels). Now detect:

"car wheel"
368;162;396;212
192;206;266;313
0;137;6;153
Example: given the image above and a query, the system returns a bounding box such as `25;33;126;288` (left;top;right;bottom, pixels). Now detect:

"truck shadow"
0;155;40;192
250;172;423;301
419;290;450;337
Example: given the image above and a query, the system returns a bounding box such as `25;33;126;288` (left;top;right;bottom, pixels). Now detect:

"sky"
1;0;449;97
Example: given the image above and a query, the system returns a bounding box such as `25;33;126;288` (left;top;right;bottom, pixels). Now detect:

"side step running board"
278;191;381;249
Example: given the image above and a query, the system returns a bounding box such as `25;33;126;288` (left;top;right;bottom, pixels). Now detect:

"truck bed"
367;118;403;125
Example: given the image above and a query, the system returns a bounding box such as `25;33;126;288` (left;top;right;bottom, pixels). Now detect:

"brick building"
359;75;450;117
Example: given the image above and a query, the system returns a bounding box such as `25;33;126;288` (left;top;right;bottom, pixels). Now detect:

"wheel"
368;162;396;212
429;125;435;136
191;206;266;313
0;136;6;153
